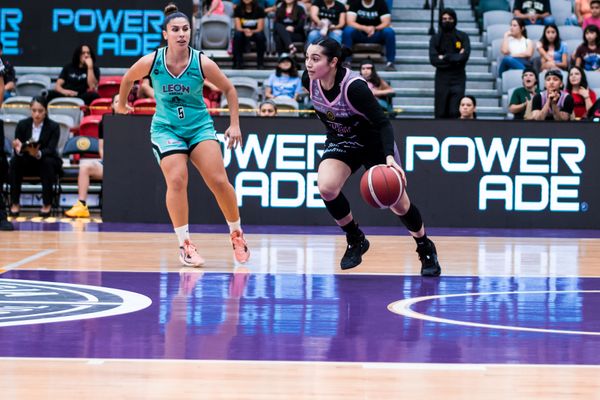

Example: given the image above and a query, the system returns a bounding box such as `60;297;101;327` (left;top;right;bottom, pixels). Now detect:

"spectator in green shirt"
508;67;540;119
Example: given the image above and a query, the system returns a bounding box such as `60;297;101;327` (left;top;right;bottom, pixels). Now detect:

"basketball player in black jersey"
303;38;441;276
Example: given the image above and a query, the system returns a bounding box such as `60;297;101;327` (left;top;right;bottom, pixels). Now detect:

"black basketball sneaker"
417;239;442;277
340;231;370;270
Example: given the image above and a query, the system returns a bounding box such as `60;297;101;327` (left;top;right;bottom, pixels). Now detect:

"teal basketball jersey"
149;46;214;135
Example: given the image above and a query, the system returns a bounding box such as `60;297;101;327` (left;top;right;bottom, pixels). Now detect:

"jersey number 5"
177;106;185;119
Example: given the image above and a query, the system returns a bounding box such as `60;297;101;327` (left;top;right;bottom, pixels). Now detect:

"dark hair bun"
164;3;179;16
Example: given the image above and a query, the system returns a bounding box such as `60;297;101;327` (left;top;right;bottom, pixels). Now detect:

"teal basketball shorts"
150;122;218;163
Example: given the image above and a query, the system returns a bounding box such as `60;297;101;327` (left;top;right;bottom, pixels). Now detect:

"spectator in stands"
232;0;277;13
508;67;540;119
586;96;600;118
536;24;568;71
458;95;477;119
0;42;16;101
264;53;303;100
513;0;555;26
498;18;534;76
203;0;226;16
566;65;597;118
258;99;278;116
307;0;347;44
574;25;600;70
9;96;62;217
359;58;394;110
46;44;101;105
529;69;574;120
0;118;13;230
233;0;267;69
583;0;600;29
273;0;307;55
203;80;222;115
429;8;471;118
343;0;397;71
576;0;593;26
64;94;121;218
137;78;155;100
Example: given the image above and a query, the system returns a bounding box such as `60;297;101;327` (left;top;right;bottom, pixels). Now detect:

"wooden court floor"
1;229;600;399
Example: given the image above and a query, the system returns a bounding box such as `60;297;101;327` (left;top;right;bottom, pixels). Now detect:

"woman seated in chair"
498;18;535;76
9;96;62;217
273;0;307;55
359;59;394;111
64;94;121;218
264;53;303;101
233;0;267;69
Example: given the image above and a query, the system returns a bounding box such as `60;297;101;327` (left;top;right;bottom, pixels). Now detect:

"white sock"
227;219;241;234
174;225;190;247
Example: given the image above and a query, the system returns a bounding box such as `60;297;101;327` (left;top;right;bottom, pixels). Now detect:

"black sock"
79;200;86;206
341;220;361;236
414;234;429;247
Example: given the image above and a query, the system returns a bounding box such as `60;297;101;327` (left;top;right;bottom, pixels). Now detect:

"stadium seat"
97;76;122;99
585;70;600;90
15;74;51;97
48;114;75;157
2;96;33;118
559;25;583;41
0;114;26;142
525;25;545;42
200;15;232;49
483;10;513;30
501;69;525;94
89;97;113;116
79;115;103;138
484;24;509;46
48;97;84;127
223;1;234;17
133;98;156;115
220;97;257;116
229;77;260;100
272;97;300;117
552;1;573;25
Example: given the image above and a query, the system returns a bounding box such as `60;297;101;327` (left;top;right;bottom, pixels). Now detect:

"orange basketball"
360;165;404;209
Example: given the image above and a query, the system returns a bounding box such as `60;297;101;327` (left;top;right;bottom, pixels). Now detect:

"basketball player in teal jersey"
116;3;250;267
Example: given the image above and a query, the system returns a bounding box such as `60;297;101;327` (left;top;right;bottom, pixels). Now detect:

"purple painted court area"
1;270;600;365
11;220;600;238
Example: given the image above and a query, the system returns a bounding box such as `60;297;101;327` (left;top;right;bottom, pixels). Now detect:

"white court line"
389;290;600;336
0;357;599;369
0;249;56;273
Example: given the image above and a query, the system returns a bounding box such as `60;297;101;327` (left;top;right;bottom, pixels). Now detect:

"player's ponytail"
163;3;190;29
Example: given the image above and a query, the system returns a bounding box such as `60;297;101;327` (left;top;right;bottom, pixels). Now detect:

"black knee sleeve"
399;203;423;233
323;192;351;221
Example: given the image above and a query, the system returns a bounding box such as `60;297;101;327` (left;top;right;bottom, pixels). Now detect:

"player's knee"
318;182;341;201
166;175;187;192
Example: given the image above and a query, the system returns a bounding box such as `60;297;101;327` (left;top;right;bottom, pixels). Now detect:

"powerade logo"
218;133;327;208
52;9;163;57
406;137;586;212
0;8;22;56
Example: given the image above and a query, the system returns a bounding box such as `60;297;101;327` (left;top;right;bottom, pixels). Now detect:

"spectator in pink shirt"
583;0;600;29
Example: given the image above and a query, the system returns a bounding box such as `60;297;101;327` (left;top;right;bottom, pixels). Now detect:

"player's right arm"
116;54;155;114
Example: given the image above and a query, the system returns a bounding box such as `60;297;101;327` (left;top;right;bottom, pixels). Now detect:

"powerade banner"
1;1;193;67
103;116;600;229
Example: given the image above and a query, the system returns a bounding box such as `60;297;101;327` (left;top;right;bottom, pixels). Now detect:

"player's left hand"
386;155;407;188
224;126;243;149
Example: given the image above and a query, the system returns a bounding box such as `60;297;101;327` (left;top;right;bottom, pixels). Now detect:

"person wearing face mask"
429;8;471;119
264;53;303;101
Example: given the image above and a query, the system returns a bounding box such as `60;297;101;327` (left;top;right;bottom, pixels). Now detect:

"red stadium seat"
89;97;113;116
97;76;122;98
79;114;103;138
133;98;156;115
